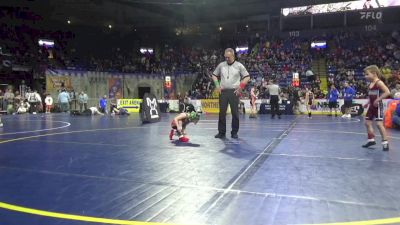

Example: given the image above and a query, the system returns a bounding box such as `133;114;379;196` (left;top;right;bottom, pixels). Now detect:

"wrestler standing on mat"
250;83;258;118
362;65;391;151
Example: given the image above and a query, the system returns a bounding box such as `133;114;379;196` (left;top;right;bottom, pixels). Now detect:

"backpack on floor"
119;108;129;115
384;100;400;128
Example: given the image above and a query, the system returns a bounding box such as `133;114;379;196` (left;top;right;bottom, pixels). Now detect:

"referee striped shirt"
213;61;250;89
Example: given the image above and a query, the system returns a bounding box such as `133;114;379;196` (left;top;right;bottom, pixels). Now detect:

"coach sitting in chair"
393;102;400;129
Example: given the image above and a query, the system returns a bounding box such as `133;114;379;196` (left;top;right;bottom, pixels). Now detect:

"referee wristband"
239;82;246;89
214;80;220;87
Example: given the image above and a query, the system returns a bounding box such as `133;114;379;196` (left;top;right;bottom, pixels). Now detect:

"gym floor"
0;113;399;225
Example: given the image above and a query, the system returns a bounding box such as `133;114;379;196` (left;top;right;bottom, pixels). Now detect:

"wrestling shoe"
215;133;226;139
362;140;376;148
179;136;189;142
382;141;389;151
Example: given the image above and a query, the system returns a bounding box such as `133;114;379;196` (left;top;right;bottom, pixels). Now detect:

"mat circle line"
0;120;71;136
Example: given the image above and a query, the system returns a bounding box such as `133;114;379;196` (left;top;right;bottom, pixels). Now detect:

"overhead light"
235;46;249;53
108;24;112;29
67;20;71;24
140;48;154;54
218;26;223;31
245;24;249;28
38;39;55;47
282;8;290;17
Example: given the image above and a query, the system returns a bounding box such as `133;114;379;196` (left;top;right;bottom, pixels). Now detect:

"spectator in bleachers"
392;83;400;99
1;7;398;104
327;31;399;97
306;68;315;82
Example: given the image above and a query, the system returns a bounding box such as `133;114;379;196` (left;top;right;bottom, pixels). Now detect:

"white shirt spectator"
306;69;314;77
45;96;53;106
28;92;41;103
392;84;400;99
25;91;32;101
17;102;30;114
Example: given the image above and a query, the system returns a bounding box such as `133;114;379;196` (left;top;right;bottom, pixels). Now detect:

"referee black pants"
270;95;280;118
219;89;239;135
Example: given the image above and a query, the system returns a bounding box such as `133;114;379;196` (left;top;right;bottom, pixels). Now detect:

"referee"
212;48;250;139
267;79;281;119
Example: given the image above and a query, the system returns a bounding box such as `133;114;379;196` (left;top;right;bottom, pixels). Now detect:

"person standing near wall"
212;48;250;139
45;94;53;114
266;80;281;119
78;91;89;112
29;90;42;114
4;88;15;114
14;91;21;113
58;89;71;113
327;84;339;117
99;95;108;114
0;89;4;111
342;81;356;118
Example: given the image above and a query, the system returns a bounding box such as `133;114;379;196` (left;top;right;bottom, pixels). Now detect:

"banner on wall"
177;98;390;115
299;99;391;115
46;75;72;92
168;100;180;112
117;99;142;113
108;78;123;99
201;99;220;113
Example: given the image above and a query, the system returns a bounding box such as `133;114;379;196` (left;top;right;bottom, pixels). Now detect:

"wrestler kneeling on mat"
89;107;104;116
169;111;200;142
